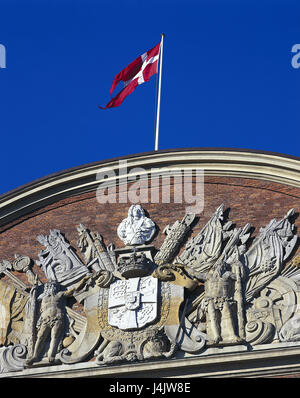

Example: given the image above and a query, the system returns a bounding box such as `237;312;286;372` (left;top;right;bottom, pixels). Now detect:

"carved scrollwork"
152;264;198;291
0;344;27;373
152;264;176;281
245;320;275;345
95;270;115;288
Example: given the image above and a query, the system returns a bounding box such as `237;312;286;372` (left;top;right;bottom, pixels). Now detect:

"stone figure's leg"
95;338;110;360
26;323;50;364
48;321;64;363
221;302;241;343
206;301;221;344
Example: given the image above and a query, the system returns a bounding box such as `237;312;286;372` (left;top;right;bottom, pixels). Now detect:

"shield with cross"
108;276;158;330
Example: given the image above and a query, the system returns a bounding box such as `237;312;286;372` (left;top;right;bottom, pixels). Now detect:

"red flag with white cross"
99;42;161;109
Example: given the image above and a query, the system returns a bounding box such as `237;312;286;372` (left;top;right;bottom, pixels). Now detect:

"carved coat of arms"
108;276;158;330
0;203;299;374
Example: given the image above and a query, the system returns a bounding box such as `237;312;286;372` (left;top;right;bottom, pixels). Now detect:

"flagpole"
154;34;164;151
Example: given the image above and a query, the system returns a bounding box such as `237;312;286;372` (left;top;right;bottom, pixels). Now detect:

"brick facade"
1;175;299;286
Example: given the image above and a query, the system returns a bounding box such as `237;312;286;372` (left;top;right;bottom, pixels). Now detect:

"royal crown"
117;251;153;278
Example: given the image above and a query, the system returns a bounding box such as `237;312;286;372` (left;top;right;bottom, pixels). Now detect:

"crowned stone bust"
117;205;156;246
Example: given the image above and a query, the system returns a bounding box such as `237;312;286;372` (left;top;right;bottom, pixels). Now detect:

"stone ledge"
4;342;300;378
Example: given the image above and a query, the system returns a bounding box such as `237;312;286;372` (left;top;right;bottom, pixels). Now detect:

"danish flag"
99;42;161;109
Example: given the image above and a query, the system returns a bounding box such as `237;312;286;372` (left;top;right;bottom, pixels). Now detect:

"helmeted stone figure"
197;256;245;345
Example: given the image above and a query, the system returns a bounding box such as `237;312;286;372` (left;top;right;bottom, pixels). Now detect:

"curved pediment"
0;148;300;378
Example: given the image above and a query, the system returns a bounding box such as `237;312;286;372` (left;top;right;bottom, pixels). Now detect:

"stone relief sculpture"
0;204;299;375
117;204;156;245
25;280;84;365
77;224;115;272
108;276;158;330
154;213;195;266
196;251;245;345
36;229;88;286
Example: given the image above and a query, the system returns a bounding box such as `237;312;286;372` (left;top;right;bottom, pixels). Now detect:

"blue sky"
0;0;299;195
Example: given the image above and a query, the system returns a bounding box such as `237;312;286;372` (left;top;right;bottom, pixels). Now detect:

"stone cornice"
0;148;299;227
4;341;300;378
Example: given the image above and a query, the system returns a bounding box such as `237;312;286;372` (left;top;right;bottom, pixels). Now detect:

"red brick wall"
0;175;299;284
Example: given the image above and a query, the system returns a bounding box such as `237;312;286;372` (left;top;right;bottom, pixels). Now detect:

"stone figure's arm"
64;274;91;297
